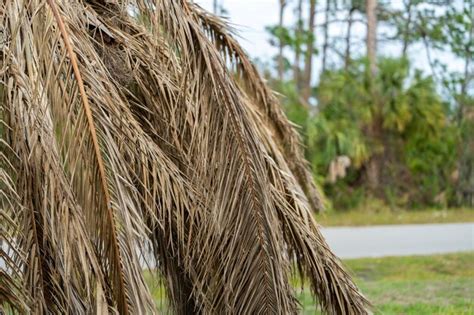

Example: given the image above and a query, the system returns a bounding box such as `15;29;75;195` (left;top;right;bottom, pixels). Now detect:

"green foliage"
266;17;319;78
282;57;460;209
308;62;371;172
266;0;472;210
276;80;310;128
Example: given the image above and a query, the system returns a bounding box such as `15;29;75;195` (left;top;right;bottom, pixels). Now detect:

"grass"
315;207;474;227
299;252;474;314
145;252;474;314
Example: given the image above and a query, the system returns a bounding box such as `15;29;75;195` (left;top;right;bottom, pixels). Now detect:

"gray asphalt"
321;222;474;259
2;223;472;271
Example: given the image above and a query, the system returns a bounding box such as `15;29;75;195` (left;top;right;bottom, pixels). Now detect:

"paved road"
2;223;472;270
321;222;474;259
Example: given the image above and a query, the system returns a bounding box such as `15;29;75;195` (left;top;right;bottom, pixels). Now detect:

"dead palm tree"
0;0;370;314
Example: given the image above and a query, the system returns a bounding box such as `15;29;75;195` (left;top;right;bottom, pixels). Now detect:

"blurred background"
189;0;473;313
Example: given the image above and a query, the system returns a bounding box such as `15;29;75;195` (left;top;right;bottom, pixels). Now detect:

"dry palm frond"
1;0;370;314
189;3;325;213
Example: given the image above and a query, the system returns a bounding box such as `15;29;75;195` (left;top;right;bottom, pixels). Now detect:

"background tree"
321;0;331;72
294;0;304;86
264;0;471;209
366;0;377;76
301;0;317;104
278;0;288;81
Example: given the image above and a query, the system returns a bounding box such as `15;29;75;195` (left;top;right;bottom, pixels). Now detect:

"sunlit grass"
315;207;474;227
145;252;474;314
303;252;474;314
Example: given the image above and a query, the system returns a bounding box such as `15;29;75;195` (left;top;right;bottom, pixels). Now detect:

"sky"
196;0;279;60
194;0;466;87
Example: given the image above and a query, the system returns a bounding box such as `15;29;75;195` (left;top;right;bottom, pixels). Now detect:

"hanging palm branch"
0;0;371;314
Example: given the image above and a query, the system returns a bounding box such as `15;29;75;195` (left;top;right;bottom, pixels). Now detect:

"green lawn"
299;252;474;314
146;252;474;314
315;207;474;227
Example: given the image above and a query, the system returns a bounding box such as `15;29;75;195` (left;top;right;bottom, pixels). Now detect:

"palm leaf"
189;3;325;212
1;0;371;314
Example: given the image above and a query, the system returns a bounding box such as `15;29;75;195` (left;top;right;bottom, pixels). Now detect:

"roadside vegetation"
266;0;473;211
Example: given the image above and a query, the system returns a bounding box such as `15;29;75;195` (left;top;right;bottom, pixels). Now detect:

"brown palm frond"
1;2;105;312
0;141;30;314
188;3;325;212
242;91;370;314
1;0;370;314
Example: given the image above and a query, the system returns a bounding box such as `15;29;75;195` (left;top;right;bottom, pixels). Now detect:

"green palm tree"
0;0;370;313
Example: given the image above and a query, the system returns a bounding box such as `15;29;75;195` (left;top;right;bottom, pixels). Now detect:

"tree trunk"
294;0;303;88
456;1;474;206
401;0;413;58
278;0;287;81
365;0;380;191
457;124;474;207
366;0;377;76
344;7;355;70
301;0;317;104
321;0;330;73
458;1;472;124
